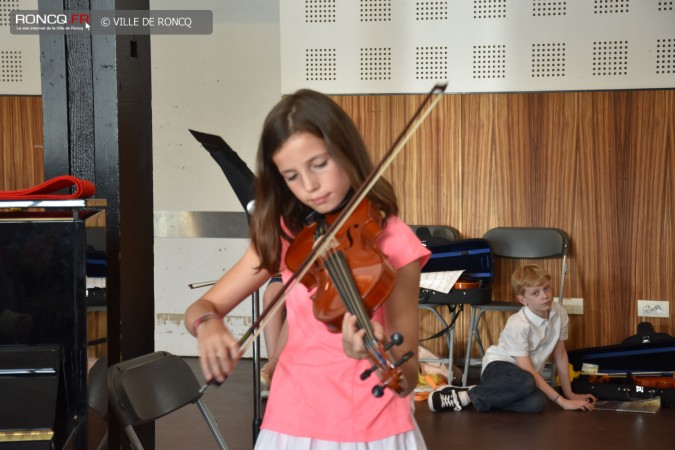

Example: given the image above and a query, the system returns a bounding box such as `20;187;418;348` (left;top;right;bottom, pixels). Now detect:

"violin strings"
325;251;383;361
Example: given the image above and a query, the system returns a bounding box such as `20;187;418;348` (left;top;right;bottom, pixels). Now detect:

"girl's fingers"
370;319;384;341
341;312;386;360
198;330;241;383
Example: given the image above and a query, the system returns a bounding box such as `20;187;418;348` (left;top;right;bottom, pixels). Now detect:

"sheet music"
419;270;464;294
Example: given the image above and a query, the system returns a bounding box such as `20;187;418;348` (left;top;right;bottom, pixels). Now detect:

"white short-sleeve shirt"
481;302;569;374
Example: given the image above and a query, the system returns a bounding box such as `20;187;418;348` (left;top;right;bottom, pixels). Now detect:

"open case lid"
421;238;494;287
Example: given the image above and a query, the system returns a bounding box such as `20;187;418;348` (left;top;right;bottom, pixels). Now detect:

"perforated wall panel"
0;0;40;95
281;0;675;93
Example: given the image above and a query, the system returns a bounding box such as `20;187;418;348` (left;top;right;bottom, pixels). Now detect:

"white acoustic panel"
0;0;40;95
280;0;675;94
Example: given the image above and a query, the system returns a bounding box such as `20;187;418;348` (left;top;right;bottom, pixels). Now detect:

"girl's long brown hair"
250;89;398;273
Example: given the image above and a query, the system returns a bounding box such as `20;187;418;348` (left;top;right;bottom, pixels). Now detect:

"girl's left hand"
341;312;383;360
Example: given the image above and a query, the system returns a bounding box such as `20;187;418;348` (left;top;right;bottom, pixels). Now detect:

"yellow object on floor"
555;363;580;386
414;373;447;401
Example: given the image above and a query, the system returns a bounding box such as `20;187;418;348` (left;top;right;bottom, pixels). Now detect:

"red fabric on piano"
0;176;96;200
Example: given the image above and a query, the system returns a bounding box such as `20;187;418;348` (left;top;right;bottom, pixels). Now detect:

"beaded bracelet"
192;312;218;336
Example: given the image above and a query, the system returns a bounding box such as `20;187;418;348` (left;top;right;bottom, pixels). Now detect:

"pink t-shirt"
261;215;430;442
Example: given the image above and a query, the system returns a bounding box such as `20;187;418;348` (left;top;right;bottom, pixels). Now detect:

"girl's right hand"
197;319;241;384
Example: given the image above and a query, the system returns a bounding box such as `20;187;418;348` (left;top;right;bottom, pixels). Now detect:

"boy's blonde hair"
511;264;552;296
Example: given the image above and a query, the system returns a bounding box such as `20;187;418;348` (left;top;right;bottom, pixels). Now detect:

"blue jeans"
467;361;548;413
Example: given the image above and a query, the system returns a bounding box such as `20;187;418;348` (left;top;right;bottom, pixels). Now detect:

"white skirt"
255;425;427;450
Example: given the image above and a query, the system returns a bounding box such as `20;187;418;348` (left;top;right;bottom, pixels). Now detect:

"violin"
589;373;675;391
454;278;480;290
286;197;409;397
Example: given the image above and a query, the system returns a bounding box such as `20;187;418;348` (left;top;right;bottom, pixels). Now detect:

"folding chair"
107;351;228;450
462;227;569;386
88;357;109;450
411;225;462;383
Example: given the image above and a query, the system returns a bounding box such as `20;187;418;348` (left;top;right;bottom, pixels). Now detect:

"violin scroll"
359;333;413;397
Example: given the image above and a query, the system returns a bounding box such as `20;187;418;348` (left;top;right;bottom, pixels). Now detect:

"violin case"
568;324;675;407
572;375;675;408
418;238;493;305
568;328;675;374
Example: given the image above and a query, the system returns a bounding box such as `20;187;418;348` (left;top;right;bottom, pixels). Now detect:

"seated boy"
429;264;596;413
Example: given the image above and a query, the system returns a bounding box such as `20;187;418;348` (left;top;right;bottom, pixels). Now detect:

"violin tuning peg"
372;385;385;398
360;365;377;381
394;351;414;368
384;332;404;351
390;332;403;345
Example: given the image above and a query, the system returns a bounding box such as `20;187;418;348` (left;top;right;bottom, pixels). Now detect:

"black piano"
0;202;97;449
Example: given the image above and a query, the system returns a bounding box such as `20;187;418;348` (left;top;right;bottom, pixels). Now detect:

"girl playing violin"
185;89;430;449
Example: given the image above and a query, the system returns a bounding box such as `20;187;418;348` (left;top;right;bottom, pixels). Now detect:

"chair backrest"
88;357;108;419
107;351;202;427
483;227;568;259
410;225;460;247
483;227;569;299
88;357;109;450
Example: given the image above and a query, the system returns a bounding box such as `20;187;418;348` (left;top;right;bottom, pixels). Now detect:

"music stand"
189;129;263;442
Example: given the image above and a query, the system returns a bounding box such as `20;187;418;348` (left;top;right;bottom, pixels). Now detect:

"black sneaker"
428;386;463;412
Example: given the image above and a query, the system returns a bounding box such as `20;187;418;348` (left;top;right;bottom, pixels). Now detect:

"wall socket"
637;300;670;318
554;297;584;315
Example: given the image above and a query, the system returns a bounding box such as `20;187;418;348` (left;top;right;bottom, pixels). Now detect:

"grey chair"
462;227;570;386
107;351;228;450
411;225;462;383
88;357;109;450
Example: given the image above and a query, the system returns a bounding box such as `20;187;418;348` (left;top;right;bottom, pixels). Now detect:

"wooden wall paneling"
460;94;502;352
0;96;44;190
425;94;463;229
534;92;580;233
87;310;108;359
400;94;463;357
575;91;634;349
393;94;463;227
528;92;583;350
624;91;674;335
461;94;500;237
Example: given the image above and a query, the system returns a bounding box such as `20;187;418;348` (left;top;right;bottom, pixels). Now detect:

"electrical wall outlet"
637;300;670;318
554;297;584;315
